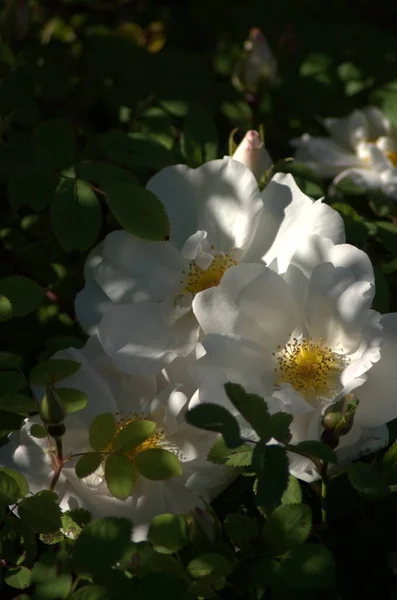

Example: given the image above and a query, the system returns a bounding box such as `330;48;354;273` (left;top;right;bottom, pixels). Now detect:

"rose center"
104;414;163;464
183;253;237;295
276;337;343;398
386;150;397;167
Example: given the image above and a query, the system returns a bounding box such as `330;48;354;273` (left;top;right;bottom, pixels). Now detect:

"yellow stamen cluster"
104;412;163;464
275;337;343;398
183;254;237;295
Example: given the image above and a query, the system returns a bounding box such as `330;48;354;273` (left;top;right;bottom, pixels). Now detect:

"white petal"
380;169;397;201
305;262;374;351
45;347;119;427
340;310;382;392
324;109;369;150
336;424;389;465
333;169;381;192
244;173;345;271
95;230;184;303
191;333;280;417
362;106;390;139
75;279;113;335
292;134;361;176
193;262;299;347
291;235;374;283
88;352;158;416
98;301;200;375
147;158;263;254
355;313;397;427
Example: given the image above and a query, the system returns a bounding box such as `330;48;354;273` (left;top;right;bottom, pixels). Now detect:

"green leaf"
263;504;312;555
75;162;138;190
0;295;12;322
188;553;233;579
135;448;182;480
0;351;22;369
0;276;44;317
148;514;188;552
75;453;102;479
207;437;253;468
0;467;29;497
348;462;389;500
72;517;132;575
51;178;102;252
56;387;88;414
8;162;59;212
34;573;72;599
89;413;115;451
186;403;241;448
0;410;24;433
383;438;397;481
31;551;57;583
33;119;75;169
105;182;170;241
29;359;81;385
207;436;230;464
181;105;218;166
4;566;32;590
373;266;390;314
225;445;254;468
138;572;188;600
254;445;290;513
269;412;293;444
97;130;175;171
281;475;302;505
0;370;26;393
19;490;62;533
113;419;156;452
280;544;336;589
224;513;258;547
290;441;337;464
376;220;397;252
224;383;272;441
0;392;36;413
30;423;47;438
104;455;136;500
0;469;21;503
71;585;114;600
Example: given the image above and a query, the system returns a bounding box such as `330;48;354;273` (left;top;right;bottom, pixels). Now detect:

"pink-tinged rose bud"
232;27;278;93
232;130;272;181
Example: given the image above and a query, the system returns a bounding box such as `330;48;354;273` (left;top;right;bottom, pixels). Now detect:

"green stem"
321;478;327;526
320;463;329;526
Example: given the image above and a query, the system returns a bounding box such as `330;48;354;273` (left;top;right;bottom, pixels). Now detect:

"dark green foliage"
1;1;397;598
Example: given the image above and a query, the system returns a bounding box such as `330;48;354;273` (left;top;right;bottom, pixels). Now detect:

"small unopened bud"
232;130;272;181
321;394;359;449
186;507;221;550
232;28;278;94
40;382;67;428
47;423;66;439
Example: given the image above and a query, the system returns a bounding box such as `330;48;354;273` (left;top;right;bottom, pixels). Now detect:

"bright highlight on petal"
275;337;345;401
183;253;237;295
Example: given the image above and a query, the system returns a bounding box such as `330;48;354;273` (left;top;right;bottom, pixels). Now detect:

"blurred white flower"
232;27;278;93
232;130;272;181
291;106;397;200
191;235;397;481
0;338;232;541
76;158;344;375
